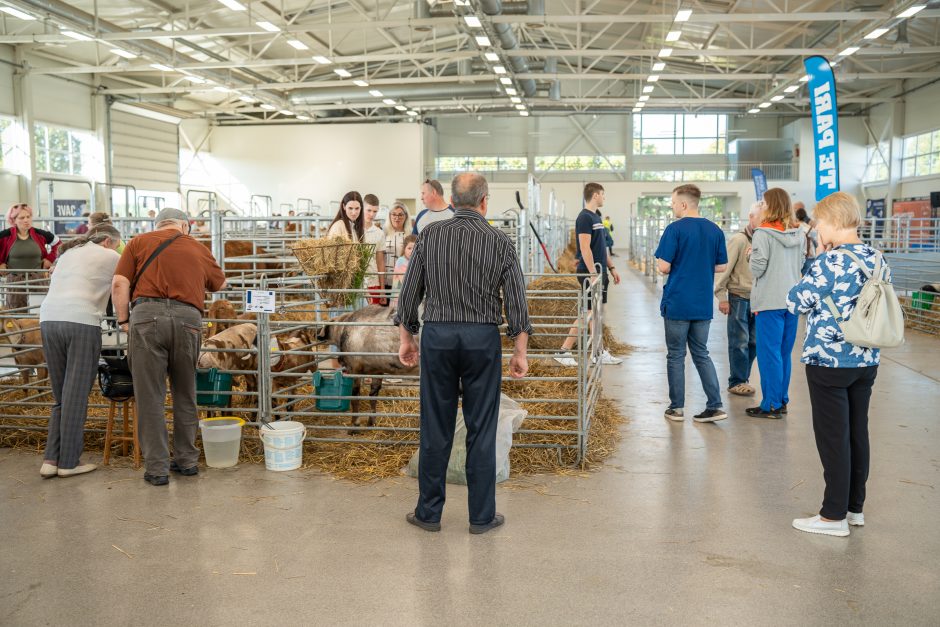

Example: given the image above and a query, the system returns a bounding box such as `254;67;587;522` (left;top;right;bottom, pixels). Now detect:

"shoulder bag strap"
838;248;875;280
130;233;183;296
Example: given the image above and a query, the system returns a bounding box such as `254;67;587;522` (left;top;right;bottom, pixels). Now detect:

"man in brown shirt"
112;208;226;486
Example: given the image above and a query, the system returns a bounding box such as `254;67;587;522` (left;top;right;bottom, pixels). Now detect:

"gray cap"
153;207;190;223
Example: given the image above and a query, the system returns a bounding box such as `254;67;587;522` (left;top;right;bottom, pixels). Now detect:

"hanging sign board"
803;55;840;201
751;168;768;201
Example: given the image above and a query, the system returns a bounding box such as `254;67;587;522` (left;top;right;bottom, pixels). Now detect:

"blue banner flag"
803;55;840;201
751;168;768;201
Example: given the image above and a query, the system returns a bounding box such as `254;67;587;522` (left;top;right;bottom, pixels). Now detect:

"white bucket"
259;421;306;471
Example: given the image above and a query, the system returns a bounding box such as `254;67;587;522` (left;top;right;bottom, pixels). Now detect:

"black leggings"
806;365;878;520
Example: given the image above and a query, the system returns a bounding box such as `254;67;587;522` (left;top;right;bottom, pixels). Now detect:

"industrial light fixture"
770;94;784;102
799;74;810;82
784;85;799;93
279;109;294;116
519;111;529;117
897;5;925;18
239;95;257;103
395;105;407;111
62;30;93;41
150;63;174;72
334;68;352;78
464;15;482;28
216;0;246;11
839;46;860;56
632;107;642;113
287;39;309;51
864;27;890;40
475;35;491;46
505;87;517;95
510;96;521;103
639;95;650;102
658;48;672;57
312;55;331;64
260;104;277;110
369;89;383;98
748;108;760;113
213;85;234;93
675;9;692;22
499;77;512;85
652;62;666;72
665;31;681;42
256;21;279;32
647;75;660;82
296;115;311;121
353;79;369;87
484;52;499;62
515;104;526;110
184;75;207;83
493;65;507;74
642;85;655;93
758;102;772;108
110;48;137;59
0;6;35;20
383;98;396;105
407;110;419;116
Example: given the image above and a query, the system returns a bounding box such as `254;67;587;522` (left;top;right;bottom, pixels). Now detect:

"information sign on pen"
245;290;276;313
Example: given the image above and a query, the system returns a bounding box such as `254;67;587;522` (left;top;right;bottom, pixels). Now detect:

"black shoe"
693;409;727;423
745;406;782;419
469;513;505;535
144;473;169;486
170;460;198;476
780;403;788;414
406;512;441;532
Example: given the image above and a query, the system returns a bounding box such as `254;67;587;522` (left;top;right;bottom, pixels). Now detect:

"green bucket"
196;368;234;407
912;291;936;311
312;370;355;412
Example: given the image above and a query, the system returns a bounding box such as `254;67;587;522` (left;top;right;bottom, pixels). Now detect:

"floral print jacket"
786;244;889;368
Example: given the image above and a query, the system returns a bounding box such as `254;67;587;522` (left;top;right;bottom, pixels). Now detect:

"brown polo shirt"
115;228;225;312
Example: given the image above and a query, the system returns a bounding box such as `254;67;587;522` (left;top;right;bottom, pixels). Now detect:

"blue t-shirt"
575;209;607;273
655;217;727;320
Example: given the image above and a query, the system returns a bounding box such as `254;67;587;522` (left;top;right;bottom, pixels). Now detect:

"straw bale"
288;237;375;307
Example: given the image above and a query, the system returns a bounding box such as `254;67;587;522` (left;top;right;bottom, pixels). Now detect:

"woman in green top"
0;203;60;309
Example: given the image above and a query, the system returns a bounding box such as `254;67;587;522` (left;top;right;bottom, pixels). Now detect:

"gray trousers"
40;321;102;469
129;300;202;475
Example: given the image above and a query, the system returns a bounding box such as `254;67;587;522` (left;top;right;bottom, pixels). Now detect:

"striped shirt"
394;208;533;338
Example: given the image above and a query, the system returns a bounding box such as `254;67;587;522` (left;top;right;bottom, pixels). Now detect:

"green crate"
196;368;234;407
912;291;936;311
312;370;355;412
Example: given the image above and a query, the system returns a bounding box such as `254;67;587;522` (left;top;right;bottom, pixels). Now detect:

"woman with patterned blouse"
785;192;889;538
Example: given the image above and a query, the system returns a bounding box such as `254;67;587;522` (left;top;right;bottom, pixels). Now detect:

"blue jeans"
755;309;799;411
727;295;757;388
664;318;722;410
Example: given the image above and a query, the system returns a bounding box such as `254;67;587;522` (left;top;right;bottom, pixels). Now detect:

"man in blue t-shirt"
413;179;455;234
554;183;622;366
654;184;728;423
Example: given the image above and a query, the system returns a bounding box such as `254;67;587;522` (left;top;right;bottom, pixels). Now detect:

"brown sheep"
316;305;419;427
0;316;47;391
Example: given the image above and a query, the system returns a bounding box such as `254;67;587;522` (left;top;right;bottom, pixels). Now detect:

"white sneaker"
792;514;849;537
553;352;578;367
57;463;97;478
40;463;58;479
599;350;623;365
847;512;865;526
664;408;684;421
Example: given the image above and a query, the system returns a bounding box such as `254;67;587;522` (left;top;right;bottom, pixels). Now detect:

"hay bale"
289;237;375;307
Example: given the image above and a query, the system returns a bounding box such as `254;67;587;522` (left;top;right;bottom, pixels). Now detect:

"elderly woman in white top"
38;223;122;479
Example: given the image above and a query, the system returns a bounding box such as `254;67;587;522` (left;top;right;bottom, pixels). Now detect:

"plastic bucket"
199;416;245;468
912;291;935;311
259;421;306;472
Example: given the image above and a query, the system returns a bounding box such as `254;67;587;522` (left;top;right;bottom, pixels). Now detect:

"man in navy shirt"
655;184;728;422
555;182;622;366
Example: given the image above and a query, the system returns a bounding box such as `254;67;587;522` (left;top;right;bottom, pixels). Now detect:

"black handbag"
98;353;134;401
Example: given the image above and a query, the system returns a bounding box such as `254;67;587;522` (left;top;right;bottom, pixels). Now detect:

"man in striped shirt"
395;172;531;535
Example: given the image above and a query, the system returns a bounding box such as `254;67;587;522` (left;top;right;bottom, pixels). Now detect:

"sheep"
316;305;419;428
0;316;47;392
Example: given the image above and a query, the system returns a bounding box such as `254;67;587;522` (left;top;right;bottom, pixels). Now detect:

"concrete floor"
2;263;939;626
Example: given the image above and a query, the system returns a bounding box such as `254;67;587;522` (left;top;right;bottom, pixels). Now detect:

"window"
633;169;728;182
34;123;100;176
633;114;727;155
638;195;729;221
0;117;15;170
533;155;625;172
901;129;940;178
435;156;528;173
863;143;889;183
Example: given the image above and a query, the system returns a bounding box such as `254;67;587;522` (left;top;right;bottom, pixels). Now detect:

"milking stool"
103;397;141;468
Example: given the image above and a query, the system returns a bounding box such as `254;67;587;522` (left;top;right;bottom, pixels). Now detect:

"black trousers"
806;365;878;520
416;323;502;525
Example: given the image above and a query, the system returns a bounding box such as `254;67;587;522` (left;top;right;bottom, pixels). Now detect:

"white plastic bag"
406;394;527;484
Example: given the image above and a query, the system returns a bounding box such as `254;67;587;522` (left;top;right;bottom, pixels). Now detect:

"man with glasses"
413;179;454;234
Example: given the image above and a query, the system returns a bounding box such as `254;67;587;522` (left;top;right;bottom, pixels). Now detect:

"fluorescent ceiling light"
897;5;925;18
652;62;666;71
383;98;396;105
770;94;784;102
256;21;279;32
353;79;369;87
865;27;890;40
665;31;681;42
493;65;507;74
510;96;521;103
464;16;482;28
369;89;383;97
642;85;655;93
519;111;529;117
150;63;174;72
260;104;277;110
515;104;526;110
110;48;137;59
475;35;491;46
632;107;642;113
279;110;294;116
784;85;799;93
505;87;517;95
61;30;93;41
334;68;352;78
312;55;331;64
799;74;810;82
408;110;419;116
647;75;660;82
239;95;256;103
395;105;407;111
0;6;35;20
658;48;672;57
287;39;309;51
639;95;649;101
635;102;645;108
758;102;772;108
500;77;512;85
297;115;311;121
839;46;860;56
213;85;234;93
484;52;499;62
748;108;760;113
184;75;207;83
217;0;246;10
675;9;692;22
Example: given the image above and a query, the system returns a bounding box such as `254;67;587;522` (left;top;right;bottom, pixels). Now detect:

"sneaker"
40;462;58;479
553;352;578;367
728;383;755;396
664;408;684;421
746;406;782;419
780;403;788;414
57;463;96;478
144;473;169;486
792;515;849;537
693;409;727;423
170;460;198;476
847;512;865;526
599;350;623;365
